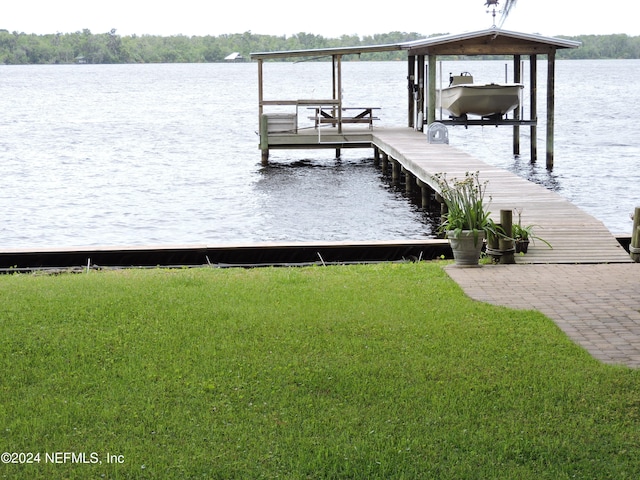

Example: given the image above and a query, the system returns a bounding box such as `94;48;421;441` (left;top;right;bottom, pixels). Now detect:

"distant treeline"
0;29;637;64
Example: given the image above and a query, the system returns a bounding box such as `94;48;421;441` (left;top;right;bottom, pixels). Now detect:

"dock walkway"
371;128;630;264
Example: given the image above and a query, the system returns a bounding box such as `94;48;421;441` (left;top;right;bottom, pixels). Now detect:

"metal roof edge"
490;28;581;48
400;28;581;50
250;42;404;60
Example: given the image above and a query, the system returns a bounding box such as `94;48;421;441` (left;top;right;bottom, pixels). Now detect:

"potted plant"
512;223;532;253
432;171;497;266
512;209;552;254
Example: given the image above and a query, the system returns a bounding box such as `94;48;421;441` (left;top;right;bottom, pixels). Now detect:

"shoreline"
0;235;632;272
0;239;452;271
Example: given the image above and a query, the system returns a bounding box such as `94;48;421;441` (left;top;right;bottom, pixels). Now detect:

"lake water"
0;60;638;249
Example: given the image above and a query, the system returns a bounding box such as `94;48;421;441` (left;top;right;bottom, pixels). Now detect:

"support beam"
417;55;425;131
546;51;556;169
407;55;415;128
530;55;538;163
334;55;343;134
258;59;268;165
257;59;264;119
427;55;437;125
513;55;521;156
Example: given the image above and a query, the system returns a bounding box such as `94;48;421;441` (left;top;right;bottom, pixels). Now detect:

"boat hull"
437;84;524;117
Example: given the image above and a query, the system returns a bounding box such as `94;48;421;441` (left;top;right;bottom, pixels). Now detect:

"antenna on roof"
484;0;518;28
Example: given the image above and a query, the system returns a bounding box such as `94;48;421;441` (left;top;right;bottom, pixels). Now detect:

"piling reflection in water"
255;155;437;242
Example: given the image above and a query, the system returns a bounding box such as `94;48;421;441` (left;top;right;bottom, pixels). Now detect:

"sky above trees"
3;0;638;38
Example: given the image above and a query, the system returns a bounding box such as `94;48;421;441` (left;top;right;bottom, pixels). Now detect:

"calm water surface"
0;60;638;248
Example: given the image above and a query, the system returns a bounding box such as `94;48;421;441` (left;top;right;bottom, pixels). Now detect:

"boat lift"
252;29;580;169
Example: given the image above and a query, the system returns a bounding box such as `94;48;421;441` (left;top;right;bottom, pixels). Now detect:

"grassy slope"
1;263;639;479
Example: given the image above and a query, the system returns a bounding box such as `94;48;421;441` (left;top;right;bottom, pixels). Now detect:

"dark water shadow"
506;156;562;192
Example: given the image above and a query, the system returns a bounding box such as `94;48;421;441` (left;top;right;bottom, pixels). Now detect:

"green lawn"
1;263;639;479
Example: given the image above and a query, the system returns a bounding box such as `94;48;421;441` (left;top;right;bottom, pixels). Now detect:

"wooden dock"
250;31;634;264
267;126;630;264
372;128;630;264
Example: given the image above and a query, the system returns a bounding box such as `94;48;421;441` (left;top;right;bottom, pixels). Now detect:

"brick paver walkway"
445;264;640;368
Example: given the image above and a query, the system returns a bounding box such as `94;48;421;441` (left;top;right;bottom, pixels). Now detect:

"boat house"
251;29;579;168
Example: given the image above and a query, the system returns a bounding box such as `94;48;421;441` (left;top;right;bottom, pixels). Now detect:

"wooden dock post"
498;209;515;264
513;55;521;156
427;55;437;126
546;51;556;169
380;152;388;175
631;207;640;262
404;168;415;194
486;226;500;263
260;114;269;165
417;179;431;209
373;147;380;167
391;159;401;186
417;55;425;131
530;55;538;163
408;55;415;128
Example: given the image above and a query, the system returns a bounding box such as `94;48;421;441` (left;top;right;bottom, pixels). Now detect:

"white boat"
437;72;523;118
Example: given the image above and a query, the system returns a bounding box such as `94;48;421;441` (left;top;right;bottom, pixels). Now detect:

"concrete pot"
447;230;485;266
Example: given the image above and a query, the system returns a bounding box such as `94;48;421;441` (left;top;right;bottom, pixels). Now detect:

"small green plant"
512;209;552;251
432;171;498;245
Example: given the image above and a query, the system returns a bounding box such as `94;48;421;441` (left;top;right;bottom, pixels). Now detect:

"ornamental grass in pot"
433;171;497;266
512;209;552;254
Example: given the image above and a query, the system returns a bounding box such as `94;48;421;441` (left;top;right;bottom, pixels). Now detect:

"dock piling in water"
391;159;401;186
380;152;389;175
260;114;269;165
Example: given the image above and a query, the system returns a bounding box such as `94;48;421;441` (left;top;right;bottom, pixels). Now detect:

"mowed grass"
1;263;639;479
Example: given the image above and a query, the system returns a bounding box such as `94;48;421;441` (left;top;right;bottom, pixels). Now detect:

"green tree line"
0;28;638;64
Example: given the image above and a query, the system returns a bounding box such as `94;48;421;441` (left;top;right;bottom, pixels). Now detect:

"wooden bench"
309;107;380;129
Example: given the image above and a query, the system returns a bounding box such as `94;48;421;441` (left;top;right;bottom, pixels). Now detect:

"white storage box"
266;113;297;134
